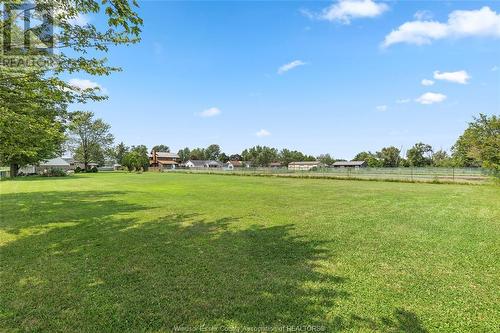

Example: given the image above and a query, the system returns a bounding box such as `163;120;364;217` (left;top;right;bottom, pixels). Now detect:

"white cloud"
199;107;221;118
256;129;271;137
278;60;306;74
396;98;411;104
383;6;500;47
68;78;102;90
376;105;387;111
383;21;449;47
449;7;500;36
433;70;470;84
415;92;447;105
421;79;435;86
491;65;498;71
319;0;389;24
414;10;433;21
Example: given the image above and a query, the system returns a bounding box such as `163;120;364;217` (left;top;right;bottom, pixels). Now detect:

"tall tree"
68;111;114;170
406;142;433;167
317;154;335;166
242;146;278;167
2;0;142;78
353;151;381;167
133;145;149;171
122;145;149;172
205;144;221;160
114;142;129;165
218;152;229;163
377;146;401;167
0;0;142;177
0;108;66;177
229;154;242;161
452;114;499;171
432;150;453;167
189;148;205;160
151;145;170;152
0;73;73;176
177;147;191;163
279;149;312;166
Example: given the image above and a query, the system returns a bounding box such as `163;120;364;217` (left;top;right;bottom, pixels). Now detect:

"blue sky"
70;1;500;159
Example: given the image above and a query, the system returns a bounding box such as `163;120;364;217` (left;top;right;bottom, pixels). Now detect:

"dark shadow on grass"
1;174;91;182
334;309;428;332
0;191;142;234
0;191;349;331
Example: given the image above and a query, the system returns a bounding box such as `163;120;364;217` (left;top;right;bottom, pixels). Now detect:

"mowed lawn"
0;173;498;332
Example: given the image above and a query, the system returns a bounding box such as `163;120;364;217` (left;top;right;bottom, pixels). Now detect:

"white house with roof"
19;157;71;175
224;160;250;170
185;160;222;169
332;161;367;168
288;161;325;171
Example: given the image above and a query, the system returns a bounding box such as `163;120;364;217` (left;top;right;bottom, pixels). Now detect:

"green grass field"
1;173;499;332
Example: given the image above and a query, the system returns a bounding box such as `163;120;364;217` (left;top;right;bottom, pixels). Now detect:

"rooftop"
40;157;70;167
159;160;178;165
155;152;179;159
186;160;222;167
332;161;366;166
288;161;322;165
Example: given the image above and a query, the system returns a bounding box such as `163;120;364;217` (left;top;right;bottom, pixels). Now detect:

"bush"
41;168;67;177
75;166;82;173
90;166;98;173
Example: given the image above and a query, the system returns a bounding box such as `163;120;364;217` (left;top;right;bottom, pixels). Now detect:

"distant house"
288;161;325;171
18;165;36;174
224;160;246;170
185;160;222;169
98;162;121;171
19;157;71;175
103;158;121;171
332;161;367;168
41;157;72;172
269;162;283;169
62;158;99;170
63;157;77;169
150;151;180;170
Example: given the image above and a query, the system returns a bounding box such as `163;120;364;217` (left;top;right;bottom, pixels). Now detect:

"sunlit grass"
0;172;498;332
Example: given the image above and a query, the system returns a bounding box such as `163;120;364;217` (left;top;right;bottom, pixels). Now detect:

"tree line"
2;106;498;176
99;113;497;171
353;114;498;169
0;0;142;177
353;144;447;168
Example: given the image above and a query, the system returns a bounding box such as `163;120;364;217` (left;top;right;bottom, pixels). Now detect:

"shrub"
90;166;98;173
75;166;82;173
42;168;67;177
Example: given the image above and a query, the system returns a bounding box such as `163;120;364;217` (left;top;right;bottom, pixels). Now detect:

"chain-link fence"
170;167;492;184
